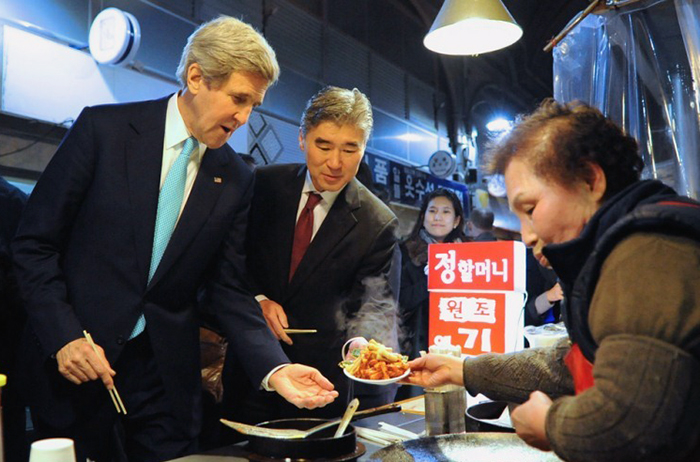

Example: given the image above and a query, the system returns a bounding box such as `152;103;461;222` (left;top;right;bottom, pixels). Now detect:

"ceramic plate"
343;368;410;385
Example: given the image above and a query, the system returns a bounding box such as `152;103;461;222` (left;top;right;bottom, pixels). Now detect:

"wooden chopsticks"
283;329;317;334
83;330;127;414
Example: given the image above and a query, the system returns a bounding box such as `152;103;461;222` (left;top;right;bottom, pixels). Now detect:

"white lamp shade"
424;0;523;55
88;7;141;66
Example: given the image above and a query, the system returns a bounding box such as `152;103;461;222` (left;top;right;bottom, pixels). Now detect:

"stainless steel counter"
167;411;426;461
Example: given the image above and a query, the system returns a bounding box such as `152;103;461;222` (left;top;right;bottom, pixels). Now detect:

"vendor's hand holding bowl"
403;353;464;388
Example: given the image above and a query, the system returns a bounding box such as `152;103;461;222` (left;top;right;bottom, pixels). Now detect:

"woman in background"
398;188;469;363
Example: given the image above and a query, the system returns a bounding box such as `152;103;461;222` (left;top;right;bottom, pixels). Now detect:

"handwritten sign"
428;241;526;355
428;241;526;292
430;292;505;354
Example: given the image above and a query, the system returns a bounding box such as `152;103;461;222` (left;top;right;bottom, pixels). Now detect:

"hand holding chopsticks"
82;330;127;414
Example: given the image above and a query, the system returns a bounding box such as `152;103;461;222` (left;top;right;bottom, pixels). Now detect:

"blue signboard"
365;152;469;211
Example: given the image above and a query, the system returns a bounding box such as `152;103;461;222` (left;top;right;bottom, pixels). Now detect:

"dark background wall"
0;0;589;231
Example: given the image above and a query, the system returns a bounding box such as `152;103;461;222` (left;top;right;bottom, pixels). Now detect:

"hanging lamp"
424;0;523;55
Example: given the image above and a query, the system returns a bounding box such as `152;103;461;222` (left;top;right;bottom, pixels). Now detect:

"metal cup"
424;386;467;436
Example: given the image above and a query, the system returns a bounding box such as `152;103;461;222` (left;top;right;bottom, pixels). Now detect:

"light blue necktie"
129;136;198;339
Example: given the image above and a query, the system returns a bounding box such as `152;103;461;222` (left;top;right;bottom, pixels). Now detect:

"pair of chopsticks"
283;328;317;334
355;427;403;447
355;422;419;447
378;422;420;439
83;330;127;414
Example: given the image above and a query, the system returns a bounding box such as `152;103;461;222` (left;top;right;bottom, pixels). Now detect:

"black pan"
368;433;563;461
249;418;360;459
465;401;515;433
247;402;401;460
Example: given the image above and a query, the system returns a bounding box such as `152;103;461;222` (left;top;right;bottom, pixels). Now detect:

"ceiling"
287;0;591;144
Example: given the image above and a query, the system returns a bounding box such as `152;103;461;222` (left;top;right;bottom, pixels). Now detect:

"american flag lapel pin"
214;177;223;183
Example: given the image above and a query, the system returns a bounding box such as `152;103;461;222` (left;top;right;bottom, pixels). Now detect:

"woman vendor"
406;99;700;461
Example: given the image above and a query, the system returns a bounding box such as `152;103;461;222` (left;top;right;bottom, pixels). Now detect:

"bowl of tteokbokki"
340;339;410;385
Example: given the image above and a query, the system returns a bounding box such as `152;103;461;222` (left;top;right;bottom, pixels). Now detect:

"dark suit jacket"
1;177;27;369
0;177;28;462
474;231;497;242
525;248;561;326
11;96;287;432
238;163;398;418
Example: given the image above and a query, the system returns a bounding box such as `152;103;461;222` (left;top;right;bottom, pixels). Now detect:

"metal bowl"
368;433;563;461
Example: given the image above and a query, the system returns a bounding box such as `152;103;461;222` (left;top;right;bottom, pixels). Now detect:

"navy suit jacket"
237;163;398;417
12;96;287;431
0;177;27;383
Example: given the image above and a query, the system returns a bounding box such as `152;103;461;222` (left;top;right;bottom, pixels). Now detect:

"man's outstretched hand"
269;364;339;409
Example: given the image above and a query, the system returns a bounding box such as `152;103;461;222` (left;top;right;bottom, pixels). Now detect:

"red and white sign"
428;241;526;293
427;241;526;355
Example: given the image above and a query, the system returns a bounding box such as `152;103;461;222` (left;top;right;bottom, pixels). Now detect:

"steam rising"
337;275;403;351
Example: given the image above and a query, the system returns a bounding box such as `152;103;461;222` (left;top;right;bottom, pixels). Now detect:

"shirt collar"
302;170;342;206
165;93;207;158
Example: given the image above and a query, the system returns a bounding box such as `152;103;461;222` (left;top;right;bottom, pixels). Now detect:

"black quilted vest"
543;180;700;362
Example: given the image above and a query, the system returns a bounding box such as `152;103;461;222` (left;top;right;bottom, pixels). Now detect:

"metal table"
167;410;426;461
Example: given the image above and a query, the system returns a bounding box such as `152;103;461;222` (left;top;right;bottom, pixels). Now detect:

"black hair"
407;188;467;243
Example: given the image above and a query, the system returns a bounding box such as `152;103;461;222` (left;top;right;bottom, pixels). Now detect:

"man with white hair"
13;16;337;461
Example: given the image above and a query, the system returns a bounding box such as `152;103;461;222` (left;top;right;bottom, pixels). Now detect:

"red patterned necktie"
289;192;322;281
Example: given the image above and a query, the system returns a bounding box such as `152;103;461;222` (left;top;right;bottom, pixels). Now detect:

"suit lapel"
286;179;361;298
148;146;229;288
125;98;168;285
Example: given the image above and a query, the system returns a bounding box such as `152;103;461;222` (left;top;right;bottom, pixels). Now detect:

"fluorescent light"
486;117;512;132
397;133;424;142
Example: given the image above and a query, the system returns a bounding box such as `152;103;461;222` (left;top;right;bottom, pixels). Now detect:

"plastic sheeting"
553;0;700;199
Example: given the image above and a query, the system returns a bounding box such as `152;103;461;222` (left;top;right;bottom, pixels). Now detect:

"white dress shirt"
161;93;207;220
